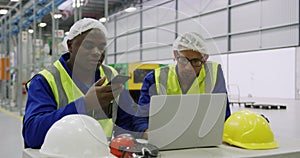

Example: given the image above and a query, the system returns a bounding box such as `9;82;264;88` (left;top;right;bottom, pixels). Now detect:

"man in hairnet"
23;18;135;148
133;32;231;138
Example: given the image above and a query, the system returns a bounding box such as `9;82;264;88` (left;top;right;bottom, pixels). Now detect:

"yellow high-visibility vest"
154;62;219;94
28;60;118;138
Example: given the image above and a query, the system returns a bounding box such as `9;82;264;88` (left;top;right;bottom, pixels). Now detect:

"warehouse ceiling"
42;0;128;36
0;0;140;36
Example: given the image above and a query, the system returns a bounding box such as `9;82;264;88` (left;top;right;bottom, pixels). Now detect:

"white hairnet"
173;32;208;55
66;18;108;40
62;36;69;52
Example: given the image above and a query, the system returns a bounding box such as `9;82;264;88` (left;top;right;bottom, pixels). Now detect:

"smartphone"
107;75;130;85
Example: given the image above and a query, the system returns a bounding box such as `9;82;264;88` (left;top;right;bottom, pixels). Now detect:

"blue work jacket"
23;53;135;148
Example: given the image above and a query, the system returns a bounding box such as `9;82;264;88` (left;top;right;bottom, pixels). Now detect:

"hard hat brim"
223;137;279;150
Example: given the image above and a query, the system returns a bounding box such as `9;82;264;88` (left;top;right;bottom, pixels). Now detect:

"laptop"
148;93;227;150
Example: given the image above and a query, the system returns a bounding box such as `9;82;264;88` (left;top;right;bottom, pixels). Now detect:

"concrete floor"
0;109;23;158
0;98;299;158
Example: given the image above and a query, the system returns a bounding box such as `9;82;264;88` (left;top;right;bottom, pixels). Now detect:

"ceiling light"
124;7;137;13
0;9;8;15
28;29;34;34
53;14;62;19
38;22;47;27
99;17;107;23
10;0;19;2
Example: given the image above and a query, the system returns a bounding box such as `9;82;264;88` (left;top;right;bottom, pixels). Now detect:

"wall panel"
157;1;175;25
200;0;227;13
178;18;202;35
228;48;295;99
127;14;140;33
142;7;158;27
116;36;127;52
142;29;157;48
231;32;260;52
142;49;158;61
231;0;253;5
157;24;175;45
106;0;299;99
261;0;298;27
106;39;115;55
107;55;115;64
200;10;228;37
127;51;140;63
116;18;127;36
231;2;260;33
261;26;298;48
127;33;140;51
106;20;115;38
206;37;228;55
157;46;173;60
178;0;202;19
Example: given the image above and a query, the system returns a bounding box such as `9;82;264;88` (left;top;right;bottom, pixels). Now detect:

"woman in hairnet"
23;18;136;149
133;32;231;138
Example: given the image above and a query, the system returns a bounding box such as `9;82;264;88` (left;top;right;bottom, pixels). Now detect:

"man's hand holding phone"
84;76;128;114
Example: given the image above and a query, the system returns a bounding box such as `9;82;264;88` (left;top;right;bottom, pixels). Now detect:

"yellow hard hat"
223;110;279;150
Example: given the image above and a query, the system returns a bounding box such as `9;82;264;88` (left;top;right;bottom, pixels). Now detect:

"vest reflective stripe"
204;62;218;93
100;65;115;82
98;64;119;138
38;69;61;106
157;66;169;95
26;70;62;106
53;61;83;106
39;65;68;108
155;62;219;95
36;61;118;138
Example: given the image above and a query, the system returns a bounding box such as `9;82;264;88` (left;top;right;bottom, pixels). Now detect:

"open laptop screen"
148;93;227;150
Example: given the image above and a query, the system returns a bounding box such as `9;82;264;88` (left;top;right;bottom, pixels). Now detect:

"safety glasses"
176;52;204;67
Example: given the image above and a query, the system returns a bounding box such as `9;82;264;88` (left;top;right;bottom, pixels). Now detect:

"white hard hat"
40;114;116;158
66;18;108;40
173;32;208;55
